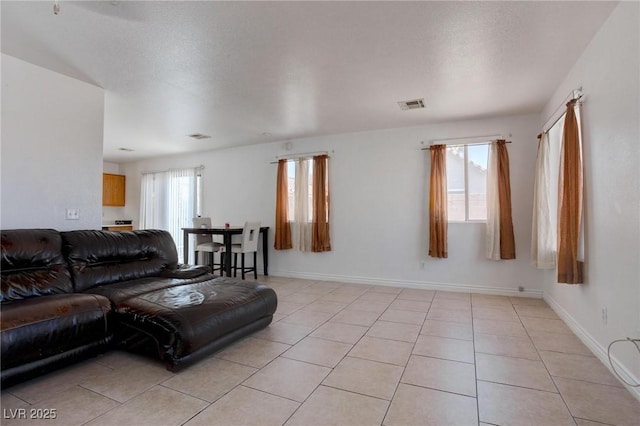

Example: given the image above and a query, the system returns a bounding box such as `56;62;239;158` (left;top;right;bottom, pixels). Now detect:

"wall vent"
188;133;211;140
398;98;425;111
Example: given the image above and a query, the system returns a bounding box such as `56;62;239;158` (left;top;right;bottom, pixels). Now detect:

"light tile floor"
2;276;639;425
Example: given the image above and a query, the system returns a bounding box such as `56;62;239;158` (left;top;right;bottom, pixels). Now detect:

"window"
446;144;488;222
276;155;331;252
139;167;202;262
287;160;313;222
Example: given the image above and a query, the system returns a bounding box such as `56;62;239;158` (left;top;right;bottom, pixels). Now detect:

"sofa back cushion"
62;229;179;292
1;229;73;303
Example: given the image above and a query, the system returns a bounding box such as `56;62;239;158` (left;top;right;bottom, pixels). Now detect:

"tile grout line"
396;381;478;400
9;280;634;426
378;290;434;425
326;288;407;425
74;384;127;425
277;286;383;425
513;300;579;425
471;294;481;425
471;298;590;424
261;283;397;426
189;280;344;426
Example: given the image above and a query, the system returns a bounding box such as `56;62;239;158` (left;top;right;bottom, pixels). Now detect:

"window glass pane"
446;146;466;221
467;144;488;221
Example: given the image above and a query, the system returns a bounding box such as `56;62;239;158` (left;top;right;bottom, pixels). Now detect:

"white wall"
103;162;120;174
121;112;544;296
1;54;104;230
540;2;640;396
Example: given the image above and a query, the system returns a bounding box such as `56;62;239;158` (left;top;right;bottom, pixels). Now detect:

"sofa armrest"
159;264;210;279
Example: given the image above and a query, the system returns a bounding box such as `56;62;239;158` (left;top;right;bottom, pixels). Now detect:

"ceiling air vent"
398;98;425;111
187;133;211;140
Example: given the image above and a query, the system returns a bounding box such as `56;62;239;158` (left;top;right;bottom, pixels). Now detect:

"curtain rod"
542;87;583;134
141;165;204;175
269;150;332;164
420;135;511;150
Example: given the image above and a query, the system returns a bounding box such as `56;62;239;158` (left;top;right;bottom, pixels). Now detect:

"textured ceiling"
1;1;616;162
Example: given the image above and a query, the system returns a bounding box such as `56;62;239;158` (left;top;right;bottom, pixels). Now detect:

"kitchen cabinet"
102;173;126;206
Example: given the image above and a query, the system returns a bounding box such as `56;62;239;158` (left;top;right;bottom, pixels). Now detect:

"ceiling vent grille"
188;133;211;140
398;98;425;111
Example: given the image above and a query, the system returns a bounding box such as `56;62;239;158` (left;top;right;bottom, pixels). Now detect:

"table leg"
262;228;269;276
224;233;233;277
183;229;189;265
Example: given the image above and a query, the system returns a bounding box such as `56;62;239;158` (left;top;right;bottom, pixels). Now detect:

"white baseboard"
269;269;543;298
544;294;640;403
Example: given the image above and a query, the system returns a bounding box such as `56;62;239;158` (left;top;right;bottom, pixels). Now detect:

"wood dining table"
182;226;270;277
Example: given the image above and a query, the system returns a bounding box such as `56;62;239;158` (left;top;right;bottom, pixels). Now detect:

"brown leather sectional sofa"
0;228;277;388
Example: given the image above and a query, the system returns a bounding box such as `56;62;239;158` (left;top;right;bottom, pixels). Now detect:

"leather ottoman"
112;277;277;371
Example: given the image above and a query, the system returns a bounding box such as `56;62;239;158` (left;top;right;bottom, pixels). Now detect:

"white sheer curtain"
531;132;556;268
139;172;168;230
485;142;501;259
139;167;199;262
531;101;584;273
292;158;312;251
139;173;153;230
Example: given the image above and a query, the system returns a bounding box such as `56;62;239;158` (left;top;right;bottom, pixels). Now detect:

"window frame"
447;143;488;224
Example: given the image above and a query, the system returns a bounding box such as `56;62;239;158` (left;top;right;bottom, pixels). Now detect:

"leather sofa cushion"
1;229;73;302
1;293;112;370
85;273;216;305
114;277;277;364
62;229;181;292
159;264;211;280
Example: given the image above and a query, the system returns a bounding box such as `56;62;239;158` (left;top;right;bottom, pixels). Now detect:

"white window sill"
448;220;487;224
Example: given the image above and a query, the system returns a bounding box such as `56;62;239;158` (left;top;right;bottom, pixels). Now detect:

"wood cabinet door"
103;173;126;206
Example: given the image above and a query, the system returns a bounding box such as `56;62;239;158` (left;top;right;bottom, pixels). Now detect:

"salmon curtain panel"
311;155;331;252
486;140;516;260
557;100;584;284
428;145;448;258
274;159;292;250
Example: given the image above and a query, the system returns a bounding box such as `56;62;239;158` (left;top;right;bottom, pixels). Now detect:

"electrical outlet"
518;286;524;292
66;208;79;220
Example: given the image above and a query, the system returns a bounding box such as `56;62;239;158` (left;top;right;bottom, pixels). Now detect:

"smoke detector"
187;133;211;140
398;98;425;111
